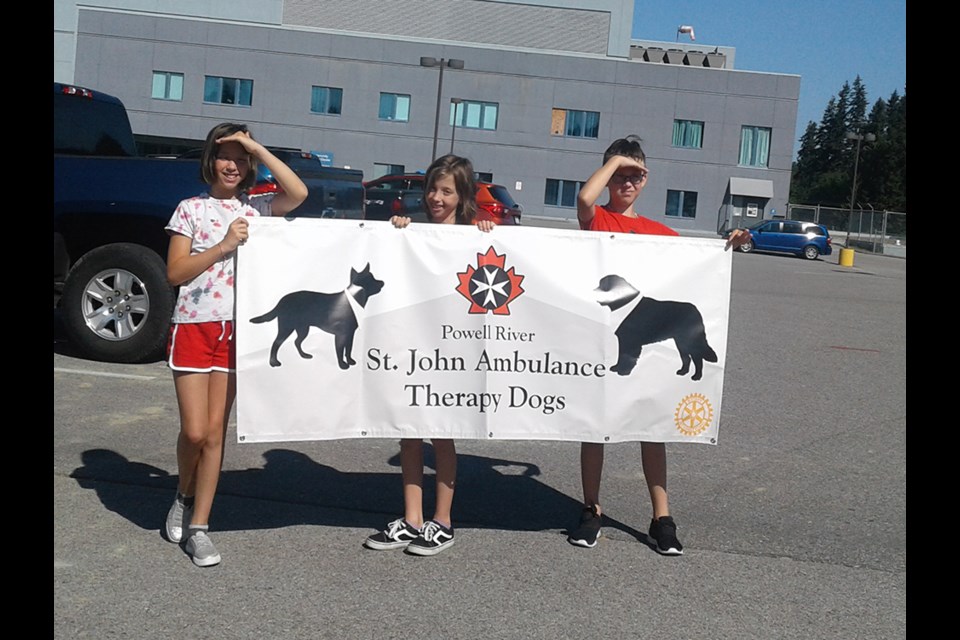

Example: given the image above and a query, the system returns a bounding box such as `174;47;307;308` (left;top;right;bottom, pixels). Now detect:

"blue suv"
735;220;833;260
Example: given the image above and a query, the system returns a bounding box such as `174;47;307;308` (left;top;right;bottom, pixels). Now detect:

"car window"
804;225;825;236
759;222;779;233
485;185;518;208
368;179;400;191
783;221;803;234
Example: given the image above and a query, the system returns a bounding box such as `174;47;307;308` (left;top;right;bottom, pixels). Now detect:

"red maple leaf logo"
455;247;525;315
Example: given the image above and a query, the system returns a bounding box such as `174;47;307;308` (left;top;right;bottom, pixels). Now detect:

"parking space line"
54;367;156;380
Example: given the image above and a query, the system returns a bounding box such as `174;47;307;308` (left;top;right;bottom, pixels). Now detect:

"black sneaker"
567;504;602;548
405;520;455;556
648;515;684;555
364;518;421;550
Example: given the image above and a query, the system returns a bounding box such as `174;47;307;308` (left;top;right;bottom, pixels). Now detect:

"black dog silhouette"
595;274;717;380
250;264;384;368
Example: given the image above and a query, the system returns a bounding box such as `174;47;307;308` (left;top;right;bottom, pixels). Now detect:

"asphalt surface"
54;242;906;640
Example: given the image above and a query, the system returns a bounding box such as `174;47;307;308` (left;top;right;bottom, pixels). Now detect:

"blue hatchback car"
735;220;833;260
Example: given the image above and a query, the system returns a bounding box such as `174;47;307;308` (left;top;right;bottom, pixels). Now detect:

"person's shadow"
70;445;649;544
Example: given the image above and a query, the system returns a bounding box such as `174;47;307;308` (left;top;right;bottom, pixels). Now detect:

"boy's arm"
576;156;642;227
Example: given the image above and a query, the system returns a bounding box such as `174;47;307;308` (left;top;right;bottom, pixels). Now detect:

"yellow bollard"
839;247;855;267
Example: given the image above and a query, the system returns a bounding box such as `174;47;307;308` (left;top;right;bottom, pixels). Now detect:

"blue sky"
631;1;906;158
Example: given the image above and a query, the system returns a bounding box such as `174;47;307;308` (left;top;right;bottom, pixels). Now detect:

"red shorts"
167;321;235;373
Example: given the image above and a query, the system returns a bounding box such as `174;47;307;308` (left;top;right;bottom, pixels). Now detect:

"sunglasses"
610;172;647;185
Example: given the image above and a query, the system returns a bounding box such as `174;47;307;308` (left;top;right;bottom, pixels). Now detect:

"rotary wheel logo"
674;393;714;436
456;247;525;315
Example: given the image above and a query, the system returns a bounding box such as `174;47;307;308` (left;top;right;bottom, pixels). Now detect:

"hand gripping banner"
236;218;732;444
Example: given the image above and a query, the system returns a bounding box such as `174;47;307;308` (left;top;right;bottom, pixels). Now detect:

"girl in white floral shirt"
162;122;307;567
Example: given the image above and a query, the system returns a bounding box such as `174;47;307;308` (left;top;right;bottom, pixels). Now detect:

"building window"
311;86;343;115
450;100;498;130
551;109;600;138
373;163;405;179
666;190;698;218
544;178;585;207
379;93;410;122
739;126;771;167
151;71;183;101
672;119;703;149
203;76;253;106
476;172;493;183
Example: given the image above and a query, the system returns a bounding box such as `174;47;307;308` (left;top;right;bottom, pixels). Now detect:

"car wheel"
803;245;820;260
60;243;175;363
739;237;754;253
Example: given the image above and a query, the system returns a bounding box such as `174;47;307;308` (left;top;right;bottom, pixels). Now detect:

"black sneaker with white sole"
648;515;684;555
364;518;421;550
567;504;602;548
405;520;455;556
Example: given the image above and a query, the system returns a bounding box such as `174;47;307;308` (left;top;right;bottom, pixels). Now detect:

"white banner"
236;218;732;445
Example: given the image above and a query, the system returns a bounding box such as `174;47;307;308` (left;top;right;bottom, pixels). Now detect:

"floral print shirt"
165;192;274;324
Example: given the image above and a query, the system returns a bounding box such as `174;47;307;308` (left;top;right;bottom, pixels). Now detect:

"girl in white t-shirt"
162;122;307;567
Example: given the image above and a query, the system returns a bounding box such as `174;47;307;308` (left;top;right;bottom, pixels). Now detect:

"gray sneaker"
164;494;193;544
185;527;221;567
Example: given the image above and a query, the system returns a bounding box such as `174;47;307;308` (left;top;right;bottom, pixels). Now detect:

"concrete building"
54;0;799;232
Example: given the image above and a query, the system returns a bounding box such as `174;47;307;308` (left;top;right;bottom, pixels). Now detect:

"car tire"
739;237;755;253
802;245;820;260
60;243;175;363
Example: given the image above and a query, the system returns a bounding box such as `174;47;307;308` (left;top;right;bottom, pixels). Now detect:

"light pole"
449;98;463;155
420;57;465;164
844;130;876;248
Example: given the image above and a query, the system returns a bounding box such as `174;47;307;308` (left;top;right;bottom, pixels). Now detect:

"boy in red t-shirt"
569;135;746;554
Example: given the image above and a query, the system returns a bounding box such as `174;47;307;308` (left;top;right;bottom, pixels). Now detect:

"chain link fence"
787;204;906;257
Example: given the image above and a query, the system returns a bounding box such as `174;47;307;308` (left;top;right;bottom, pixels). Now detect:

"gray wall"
68;5;798;231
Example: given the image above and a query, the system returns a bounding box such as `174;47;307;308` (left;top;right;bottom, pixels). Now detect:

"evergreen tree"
790;80;906;215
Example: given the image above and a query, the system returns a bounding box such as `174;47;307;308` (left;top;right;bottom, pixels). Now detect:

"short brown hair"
602;135;647;166
422;154;478;225
199;122;257;192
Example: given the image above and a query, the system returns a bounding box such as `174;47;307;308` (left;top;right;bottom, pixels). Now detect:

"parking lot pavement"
54;249;905;640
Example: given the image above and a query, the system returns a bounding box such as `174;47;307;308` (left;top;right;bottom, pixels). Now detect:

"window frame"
203;75;254;106
151;71;184;102
671;119;704;149
310;86;343;116
544;178;585;208
450;100;499;131
665;189;698;219
739;125;772;168
551;108;600;139
378;92;411;122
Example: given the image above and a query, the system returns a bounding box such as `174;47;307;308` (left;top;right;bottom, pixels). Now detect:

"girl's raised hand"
390;215;412;229
221;217;250;252
216;130;259;155
476;220;495;233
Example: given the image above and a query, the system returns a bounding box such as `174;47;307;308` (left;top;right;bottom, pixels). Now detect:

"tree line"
790;77;906;213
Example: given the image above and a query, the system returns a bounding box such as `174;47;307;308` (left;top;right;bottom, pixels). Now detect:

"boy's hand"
476;220;495;233
390;215;411;229
725;228;750;250
614;156;648;174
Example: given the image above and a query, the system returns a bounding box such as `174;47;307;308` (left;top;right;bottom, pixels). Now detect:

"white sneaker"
164;494;192;544
185;527;221;567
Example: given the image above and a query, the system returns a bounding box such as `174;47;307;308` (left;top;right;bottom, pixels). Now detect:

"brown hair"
422;154;477;224
602;135;647;166
199;122;257;192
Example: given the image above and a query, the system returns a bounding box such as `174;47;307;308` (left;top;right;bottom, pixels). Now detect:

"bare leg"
430;439;457;527
400;439;424;528
641;441;670;519
580;442;604;516
173;370;235;526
